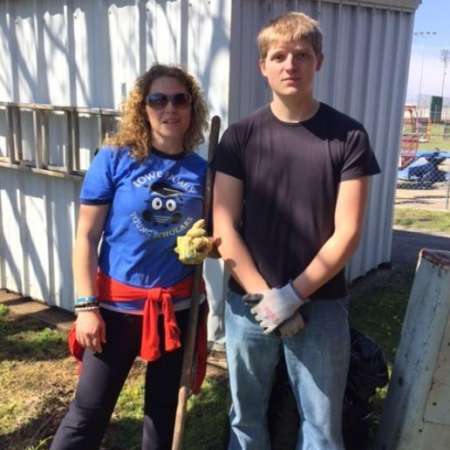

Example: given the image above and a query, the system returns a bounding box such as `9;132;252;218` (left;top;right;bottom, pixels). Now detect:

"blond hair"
105;64;208;160
257;12;323;59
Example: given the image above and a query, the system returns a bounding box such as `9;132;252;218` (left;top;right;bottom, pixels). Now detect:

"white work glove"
244;283;305;335
274;312;306;337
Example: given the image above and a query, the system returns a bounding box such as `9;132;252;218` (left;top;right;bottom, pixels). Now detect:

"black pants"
50;307;190;450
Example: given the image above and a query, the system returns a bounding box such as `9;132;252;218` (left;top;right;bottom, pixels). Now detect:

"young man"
212;12;380;450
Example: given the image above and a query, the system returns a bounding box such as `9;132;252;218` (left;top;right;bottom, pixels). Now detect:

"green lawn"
1;263;414;450
403;123;450;151
0;306;229;450
394;207;450;233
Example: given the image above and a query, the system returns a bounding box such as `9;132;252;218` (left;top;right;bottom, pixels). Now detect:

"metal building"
0;0;420;312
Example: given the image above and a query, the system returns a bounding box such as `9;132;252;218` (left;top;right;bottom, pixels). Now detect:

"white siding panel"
41;1;69;104
230;0;414;281
47;177;79;308
21;174;50;301
0;0;415;307
0;2;12;101
0;170;26;293
0;0;232;308
109;2;140;100
13;0;39;103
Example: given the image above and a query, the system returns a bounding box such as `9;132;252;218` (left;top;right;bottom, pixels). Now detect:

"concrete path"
0;290;74;331
392;227;450;265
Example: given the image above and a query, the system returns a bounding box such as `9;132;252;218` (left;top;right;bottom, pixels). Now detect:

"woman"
51;64;211;450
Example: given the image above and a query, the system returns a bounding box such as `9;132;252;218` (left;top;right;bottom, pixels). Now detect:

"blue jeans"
225;290;350;450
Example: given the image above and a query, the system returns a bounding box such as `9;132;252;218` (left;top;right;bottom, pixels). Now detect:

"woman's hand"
75;310;107;353
175;219;214;264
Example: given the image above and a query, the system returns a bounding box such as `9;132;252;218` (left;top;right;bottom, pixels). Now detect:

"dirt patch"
396;183;450;210
0;311;77;450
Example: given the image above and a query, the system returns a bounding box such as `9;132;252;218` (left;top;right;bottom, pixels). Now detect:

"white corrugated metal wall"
0;0;417;311
0;0;232;310
229;0;415;280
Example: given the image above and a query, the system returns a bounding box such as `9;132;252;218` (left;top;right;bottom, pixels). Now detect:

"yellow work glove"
174;219;213;265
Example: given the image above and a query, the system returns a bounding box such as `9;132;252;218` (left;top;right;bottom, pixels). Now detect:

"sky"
407;0;450;104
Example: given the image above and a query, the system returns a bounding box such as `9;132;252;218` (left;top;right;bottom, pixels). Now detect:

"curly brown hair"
105;64;209;160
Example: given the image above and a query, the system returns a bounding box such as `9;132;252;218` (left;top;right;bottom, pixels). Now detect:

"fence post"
446;174;450;210
375;249;450;450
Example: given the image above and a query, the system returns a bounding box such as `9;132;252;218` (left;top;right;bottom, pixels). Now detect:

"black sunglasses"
145;92;192;109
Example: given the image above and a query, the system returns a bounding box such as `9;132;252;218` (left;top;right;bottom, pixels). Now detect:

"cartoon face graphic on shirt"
142;181;184;226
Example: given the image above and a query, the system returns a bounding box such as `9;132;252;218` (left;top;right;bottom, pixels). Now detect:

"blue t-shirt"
80;146;207;296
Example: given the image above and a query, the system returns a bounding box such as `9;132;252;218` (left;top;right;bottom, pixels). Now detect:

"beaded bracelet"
75;295;98;307
74;301;99;310
74;304;100;315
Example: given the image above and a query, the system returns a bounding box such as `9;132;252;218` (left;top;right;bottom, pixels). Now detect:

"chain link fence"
395;108;450;211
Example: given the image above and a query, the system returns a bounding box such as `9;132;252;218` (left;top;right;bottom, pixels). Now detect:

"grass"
394;207;450;233
2;240;426;450
0;269;412;450
403;122;450;151
0;308;229;450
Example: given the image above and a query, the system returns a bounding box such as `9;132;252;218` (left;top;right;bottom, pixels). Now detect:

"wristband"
75;295;98;307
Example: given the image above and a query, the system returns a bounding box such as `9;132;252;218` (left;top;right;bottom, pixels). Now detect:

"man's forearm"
292;228;360;299
216;225;269;294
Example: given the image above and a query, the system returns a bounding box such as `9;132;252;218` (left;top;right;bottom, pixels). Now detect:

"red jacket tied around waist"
68;272;208;394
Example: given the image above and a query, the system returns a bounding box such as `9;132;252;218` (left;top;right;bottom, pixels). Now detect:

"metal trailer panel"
0;0;232;309
0;0;416;309
229;0;414;281
375;250;450;450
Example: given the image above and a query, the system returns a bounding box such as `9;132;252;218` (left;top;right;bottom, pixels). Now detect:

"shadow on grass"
0;393;68;450
2;376;230;450
77;375;229;450
102;417;143;450
184;376;229;450
0;313;68;362
349;265;415;364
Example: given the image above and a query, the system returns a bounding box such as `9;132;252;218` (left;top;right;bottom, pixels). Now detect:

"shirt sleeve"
80;148;116;204
340;127;381;181
210;125;244;180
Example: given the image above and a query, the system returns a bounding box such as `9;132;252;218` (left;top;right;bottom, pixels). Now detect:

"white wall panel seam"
360;8;391;275
382;11;414;261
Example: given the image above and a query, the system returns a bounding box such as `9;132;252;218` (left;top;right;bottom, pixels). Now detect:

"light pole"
414;31;437;114
441;49;449;99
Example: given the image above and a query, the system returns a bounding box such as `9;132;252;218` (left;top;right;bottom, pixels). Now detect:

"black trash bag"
346;328;389;403
343;328;389;450
267;328;389;450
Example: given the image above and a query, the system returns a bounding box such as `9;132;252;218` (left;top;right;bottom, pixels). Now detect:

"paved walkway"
391;227;450;265
0;290;74;330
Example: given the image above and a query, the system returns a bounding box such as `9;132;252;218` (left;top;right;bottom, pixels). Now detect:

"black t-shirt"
211;102;381;300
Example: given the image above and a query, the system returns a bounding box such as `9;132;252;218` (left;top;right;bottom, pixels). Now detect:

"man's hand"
75;310;106;353
274;312;306;337
244;283;305;334
174;219;213;265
